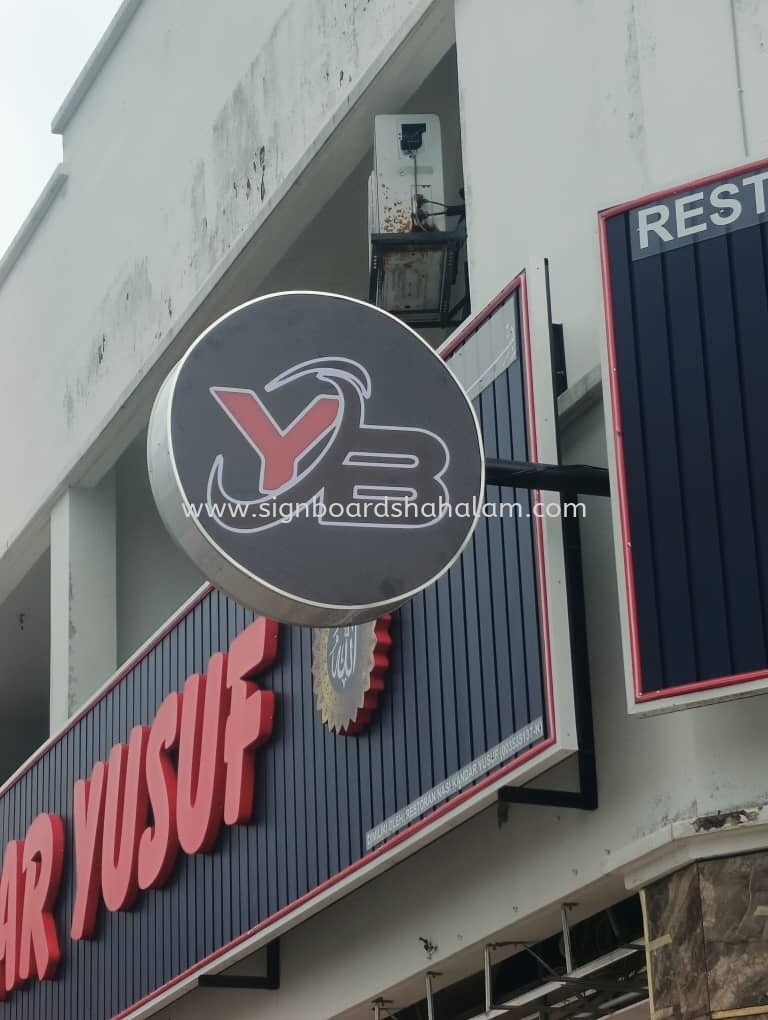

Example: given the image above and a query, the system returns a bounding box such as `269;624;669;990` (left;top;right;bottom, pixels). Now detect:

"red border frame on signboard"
0;270;573;1018
442;271;557;751
599;154;768;708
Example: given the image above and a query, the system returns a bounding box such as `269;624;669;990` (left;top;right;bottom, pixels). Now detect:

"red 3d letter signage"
0;814;65;998
72;617;277;940
0;616;278;1001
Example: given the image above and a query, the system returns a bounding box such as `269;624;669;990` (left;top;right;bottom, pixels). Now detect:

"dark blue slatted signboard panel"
601;158;768;706
0;300;554;1019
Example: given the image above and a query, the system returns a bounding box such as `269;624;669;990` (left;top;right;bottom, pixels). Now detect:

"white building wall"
0;0;457;604
115;435;203;664
454;0;767;384
49;473;117;731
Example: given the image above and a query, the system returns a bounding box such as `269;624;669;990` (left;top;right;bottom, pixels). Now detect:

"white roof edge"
50;0;145;134
0;165;68;290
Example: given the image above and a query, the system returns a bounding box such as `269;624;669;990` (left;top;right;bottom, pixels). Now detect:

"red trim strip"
636;667;768;702
598;216;645;701
444;269;557;736
441;275;526;359
598;153;768;220
0;583;215;798
518;272;557;744
599;155;768;703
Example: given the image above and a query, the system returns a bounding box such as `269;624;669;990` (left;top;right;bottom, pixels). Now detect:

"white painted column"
49;473;117;733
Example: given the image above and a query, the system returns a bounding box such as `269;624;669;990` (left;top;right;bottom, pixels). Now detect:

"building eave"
50;0;144;135
0;164;68;289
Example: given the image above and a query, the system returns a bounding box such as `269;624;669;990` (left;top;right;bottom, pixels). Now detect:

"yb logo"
206;357;449;532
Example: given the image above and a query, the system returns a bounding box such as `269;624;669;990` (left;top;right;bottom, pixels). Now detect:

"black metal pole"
485;458;610;498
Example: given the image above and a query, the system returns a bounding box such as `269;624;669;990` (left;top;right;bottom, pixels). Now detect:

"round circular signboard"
148;292;484;626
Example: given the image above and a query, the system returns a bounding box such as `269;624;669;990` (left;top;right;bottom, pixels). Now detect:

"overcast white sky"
0;0;122;255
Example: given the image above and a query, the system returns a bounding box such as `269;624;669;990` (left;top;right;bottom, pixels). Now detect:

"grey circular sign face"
148;292;484;626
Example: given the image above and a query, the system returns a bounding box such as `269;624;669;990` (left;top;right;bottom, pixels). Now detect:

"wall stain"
63;256;154;428
625;0;648;177
179;0;400;292
63;386;75;430
52;0;405;447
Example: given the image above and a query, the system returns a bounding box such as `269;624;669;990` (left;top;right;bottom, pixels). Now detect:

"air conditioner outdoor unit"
368;113;446;235
368;114;465;329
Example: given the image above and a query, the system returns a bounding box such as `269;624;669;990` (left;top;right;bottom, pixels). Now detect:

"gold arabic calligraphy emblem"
312;615;392;734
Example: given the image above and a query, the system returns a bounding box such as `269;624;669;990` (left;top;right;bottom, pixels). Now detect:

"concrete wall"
115;434;203;665
0;0;458;605
0;552;49;782
49;473;117;730
455;0;768;383
0;720;48;787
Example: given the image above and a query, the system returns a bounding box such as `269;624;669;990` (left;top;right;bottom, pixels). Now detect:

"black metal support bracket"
198;940;280;990
485;458;610;498
498;748;597;811
491;443;600;814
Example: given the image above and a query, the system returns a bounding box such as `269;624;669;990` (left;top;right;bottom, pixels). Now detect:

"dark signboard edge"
598;157;768;714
